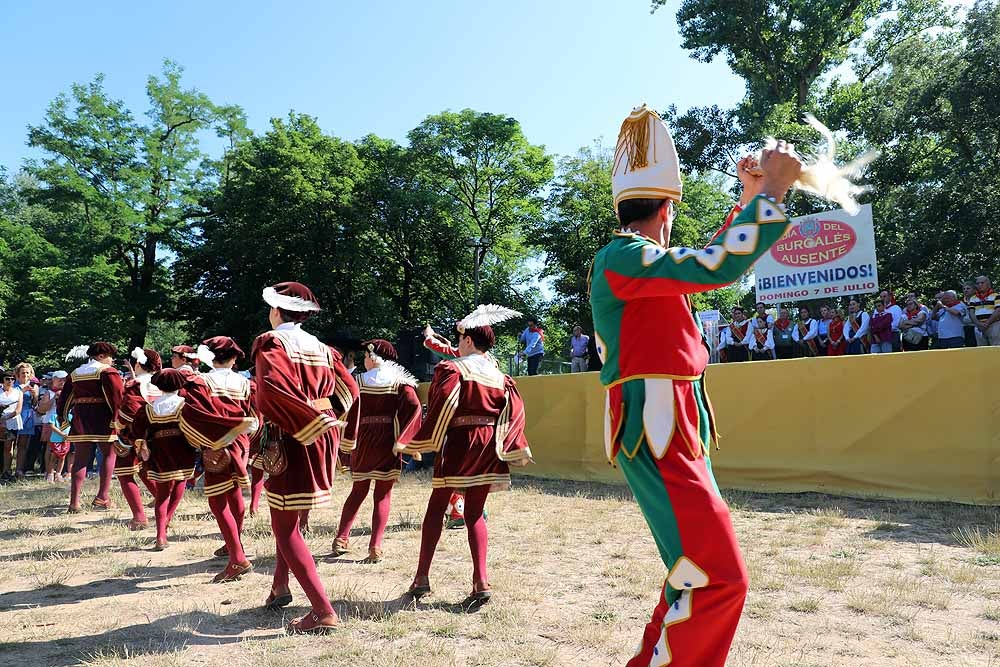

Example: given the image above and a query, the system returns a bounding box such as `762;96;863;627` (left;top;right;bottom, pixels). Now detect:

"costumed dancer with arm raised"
333;339;422;563
58;342;125;514
397;305;533;605
588;105;805;667
252;281;358;634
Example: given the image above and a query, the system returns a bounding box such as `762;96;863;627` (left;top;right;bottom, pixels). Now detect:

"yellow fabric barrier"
502;348;999;504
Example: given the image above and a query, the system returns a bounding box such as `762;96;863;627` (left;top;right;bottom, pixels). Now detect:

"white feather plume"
764;114;878;216
262;286;321;312
130;347;148;366
458;304;523;330
65;345;89;362
379;360;419;387
196;344;216;365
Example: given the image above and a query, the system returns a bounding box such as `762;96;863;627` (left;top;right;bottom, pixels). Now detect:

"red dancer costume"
335;339;422;562
397;305;532;604
57;342;125;513
589;106;805;667
126;369;198;550
185;337;259;583
113;347;164;530
254;281;358;634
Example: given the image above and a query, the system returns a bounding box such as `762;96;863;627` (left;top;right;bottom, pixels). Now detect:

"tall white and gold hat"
612;105;682;209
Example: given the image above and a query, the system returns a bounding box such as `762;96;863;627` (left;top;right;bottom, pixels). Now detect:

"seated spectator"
791;306;819;357
968;275;1000;346
870;301;894;353
748;311;774;361
899;295;929;351
772;307;795;359
568;325;590;373
720;307;751;362
932;290;967;349
827;308;847;356
844;299;870;354
961;281;979;347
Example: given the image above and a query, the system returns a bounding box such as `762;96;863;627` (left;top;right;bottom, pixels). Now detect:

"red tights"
118;474;147;523
336;479;394;549
416;485;490;586
209;488;247;565
270;508;333;616
154;480;187;542
249;467;265;514
69;443;116;508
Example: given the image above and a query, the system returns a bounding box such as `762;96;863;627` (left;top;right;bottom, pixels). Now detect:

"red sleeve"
497;376;532;463
57;375;74;428
253;334;339;445
339;395;361;452
395;384;423;444
329;348;360;419
178;375;257;451
101;369;125;431
424;335;459;359
115;384;146;443
397;362;460;454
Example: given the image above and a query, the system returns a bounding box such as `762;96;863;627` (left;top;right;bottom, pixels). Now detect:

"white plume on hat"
196;345;216;365
457;304;522;332
379;360;419;388
65;345;89;362
612;105;683;210
765;114;878;216
262;286;321;312
130;347;148;366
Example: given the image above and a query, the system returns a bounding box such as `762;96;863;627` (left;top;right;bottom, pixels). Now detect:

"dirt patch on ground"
0;475;998;666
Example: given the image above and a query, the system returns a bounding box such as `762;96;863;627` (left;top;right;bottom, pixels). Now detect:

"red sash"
729;321;749;345
753;320;769;346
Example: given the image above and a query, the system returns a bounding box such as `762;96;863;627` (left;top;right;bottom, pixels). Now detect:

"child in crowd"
47;410;71;482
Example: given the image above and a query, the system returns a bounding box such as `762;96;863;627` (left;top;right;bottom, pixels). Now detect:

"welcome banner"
753;204;878;303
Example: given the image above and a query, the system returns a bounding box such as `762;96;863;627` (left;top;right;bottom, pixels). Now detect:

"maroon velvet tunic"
188;368;256;497
253;323;359;511
57;362;125;444
397;354;530;491
113;374;161;475
341;365;422;482
129;395;197;483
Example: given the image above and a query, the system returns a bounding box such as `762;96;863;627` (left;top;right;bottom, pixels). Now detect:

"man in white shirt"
932;290;967;349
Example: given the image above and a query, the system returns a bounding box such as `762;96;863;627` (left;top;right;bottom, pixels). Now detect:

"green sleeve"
602;195;790;298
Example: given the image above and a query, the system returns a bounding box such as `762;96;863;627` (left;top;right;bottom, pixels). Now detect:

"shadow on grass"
0;558;221;611
329;592;489;620
0;607;286;667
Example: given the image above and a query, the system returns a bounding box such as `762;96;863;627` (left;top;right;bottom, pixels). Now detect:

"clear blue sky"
1;0;745;170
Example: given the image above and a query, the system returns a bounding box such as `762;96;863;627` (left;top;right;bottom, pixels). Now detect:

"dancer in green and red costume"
589;105;804;667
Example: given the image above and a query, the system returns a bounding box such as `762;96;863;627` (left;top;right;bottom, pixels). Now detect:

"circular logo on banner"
769;218;857;266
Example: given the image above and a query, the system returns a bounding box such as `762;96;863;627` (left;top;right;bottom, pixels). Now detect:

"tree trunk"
128;233;158;350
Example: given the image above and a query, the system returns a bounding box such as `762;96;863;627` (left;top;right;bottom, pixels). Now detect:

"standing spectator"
37;371;68;481
13;363;38;480
720;307;751;362
932;290;968;349
586;333;603;372
827;308;847;356
753;302;774;328
792;306;819;357
1;372;23;481
568;325;590;373
961;281;979;347
518;318;545;376
844;299;871;355
748;311;774;361
772;308;795;359
899;295;929;351
968;276;1000;346
870;301;894;353
816;305;833;356
878;290;904;351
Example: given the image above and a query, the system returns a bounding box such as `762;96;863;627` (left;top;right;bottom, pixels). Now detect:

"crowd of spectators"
0;364;77;483
717;276;999;362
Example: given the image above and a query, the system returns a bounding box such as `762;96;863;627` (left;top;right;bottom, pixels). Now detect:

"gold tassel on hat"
616;106;655;173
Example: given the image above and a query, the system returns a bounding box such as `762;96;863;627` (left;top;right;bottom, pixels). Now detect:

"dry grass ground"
0;473;998;667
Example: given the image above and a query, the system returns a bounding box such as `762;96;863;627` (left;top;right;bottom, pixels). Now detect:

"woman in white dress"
1;372;24;480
